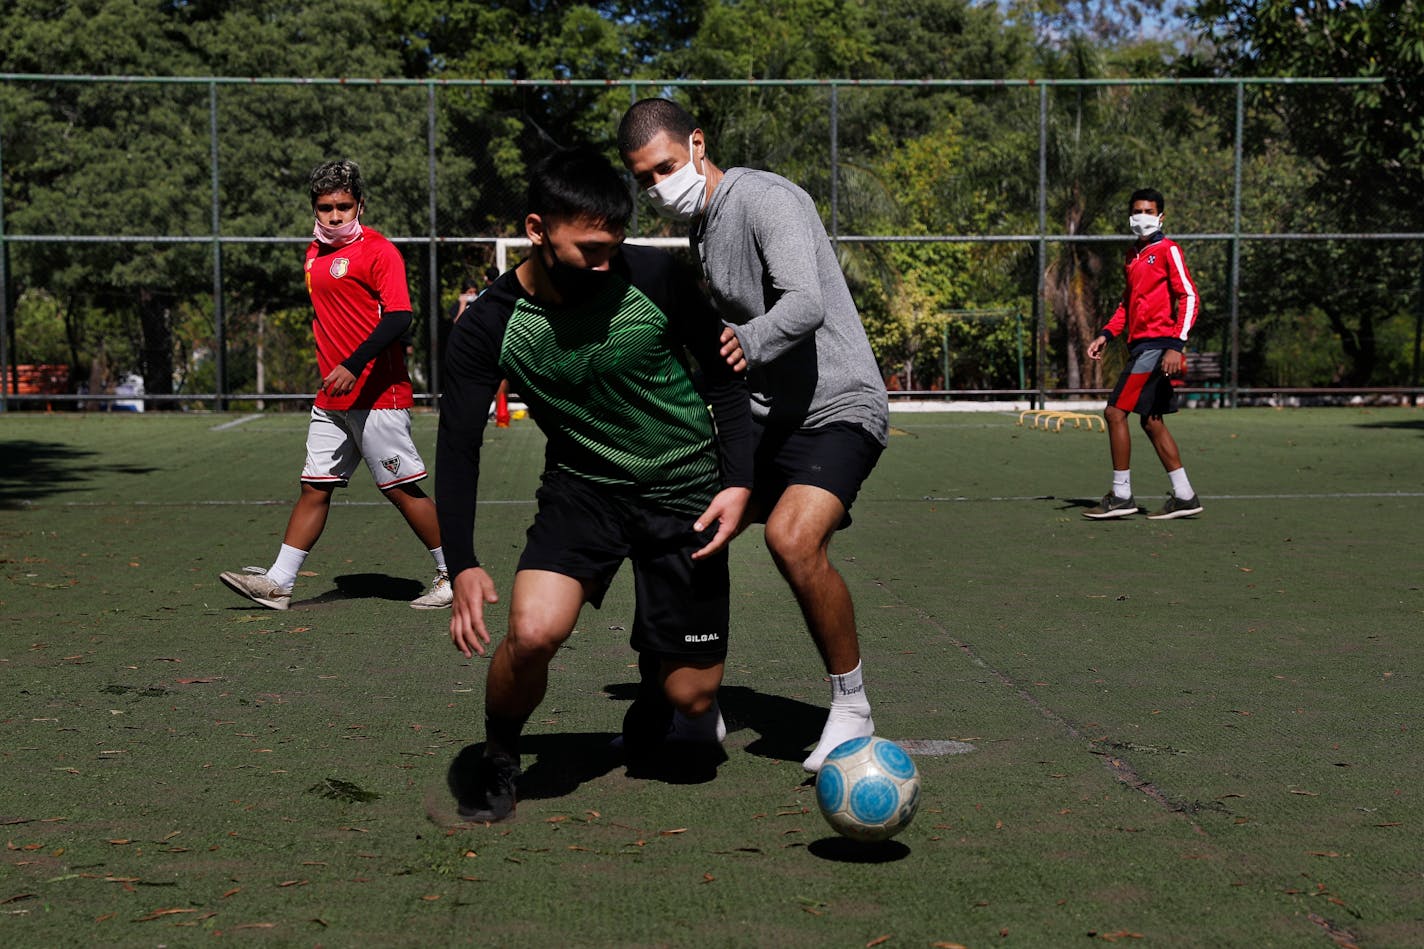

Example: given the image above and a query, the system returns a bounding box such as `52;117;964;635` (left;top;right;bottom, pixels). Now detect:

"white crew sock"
1111;469;1132;500
429;546;447;574
802;661;875;773
1167;467;1194;500
669;701;727;744
265;543;308;590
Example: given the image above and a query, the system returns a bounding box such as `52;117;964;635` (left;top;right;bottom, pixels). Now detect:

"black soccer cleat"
457;752;521;823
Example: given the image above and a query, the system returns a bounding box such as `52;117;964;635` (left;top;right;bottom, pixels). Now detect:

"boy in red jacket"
1084;188;1203;520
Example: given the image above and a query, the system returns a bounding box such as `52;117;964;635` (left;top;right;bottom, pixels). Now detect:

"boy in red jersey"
219;160;452;610
1084;188;1204;520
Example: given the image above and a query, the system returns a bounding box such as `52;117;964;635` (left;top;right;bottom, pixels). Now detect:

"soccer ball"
815;736;921;842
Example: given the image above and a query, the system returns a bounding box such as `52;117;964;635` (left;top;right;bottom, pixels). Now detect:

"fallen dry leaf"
135;908;196;922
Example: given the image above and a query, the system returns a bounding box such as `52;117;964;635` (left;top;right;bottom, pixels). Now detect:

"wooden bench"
1185;351;1222;384
1184;352;1223;407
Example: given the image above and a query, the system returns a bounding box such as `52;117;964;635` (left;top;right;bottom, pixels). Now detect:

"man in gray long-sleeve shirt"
619;98;890;773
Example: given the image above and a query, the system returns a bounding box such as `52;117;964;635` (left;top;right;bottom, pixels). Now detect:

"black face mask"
542;245;615;302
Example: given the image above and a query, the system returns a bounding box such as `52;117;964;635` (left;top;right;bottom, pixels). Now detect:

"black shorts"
749;421;884;528
517;471;728;662
1108;349;1179;418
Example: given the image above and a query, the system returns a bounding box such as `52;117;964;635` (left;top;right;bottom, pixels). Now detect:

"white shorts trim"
301;407;427;490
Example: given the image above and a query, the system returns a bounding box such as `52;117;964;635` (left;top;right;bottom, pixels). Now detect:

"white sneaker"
219;569;291;610
410;570;453;610
802;707;875;772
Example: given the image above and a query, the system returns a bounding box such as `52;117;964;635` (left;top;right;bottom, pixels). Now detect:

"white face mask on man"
645;134;708;221
1129;212;1162;238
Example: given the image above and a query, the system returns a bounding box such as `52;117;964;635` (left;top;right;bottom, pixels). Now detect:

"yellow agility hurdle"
1016;409;1105;432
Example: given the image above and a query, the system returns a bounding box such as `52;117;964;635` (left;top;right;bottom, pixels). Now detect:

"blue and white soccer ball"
815;736;921;842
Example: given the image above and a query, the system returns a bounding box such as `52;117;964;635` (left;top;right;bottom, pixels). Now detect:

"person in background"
219;159;453;611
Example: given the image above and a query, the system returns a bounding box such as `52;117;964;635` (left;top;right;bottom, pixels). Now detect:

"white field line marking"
208;414;265;431
900;491;1424;503
48;499;535;508
35;492;1424;510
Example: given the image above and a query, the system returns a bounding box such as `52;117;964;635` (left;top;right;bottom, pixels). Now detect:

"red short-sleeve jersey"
304;227;414;410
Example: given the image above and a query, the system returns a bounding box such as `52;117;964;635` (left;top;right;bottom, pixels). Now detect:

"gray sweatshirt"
692;167;889;445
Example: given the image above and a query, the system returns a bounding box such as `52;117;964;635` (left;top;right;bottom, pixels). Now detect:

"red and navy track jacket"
1100;232;1199;354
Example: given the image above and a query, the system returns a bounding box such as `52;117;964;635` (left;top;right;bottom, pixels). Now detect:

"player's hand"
1086;335;1107;361
691;486;751;560
321;365;357;397
1161;350;1185;378
450;567;499;658
719;326;747;374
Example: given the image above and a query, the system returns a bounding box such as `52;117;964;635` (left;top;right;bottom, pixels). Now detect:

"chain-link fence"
2;74;1421;410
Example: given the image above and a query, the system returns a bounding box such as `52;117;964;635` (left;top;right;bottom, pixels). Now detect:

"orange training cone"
495;387;511;428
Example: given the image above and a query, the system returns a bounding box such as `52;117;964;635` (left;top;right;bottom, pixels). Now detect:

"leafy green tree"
1;0;462;403
1189;0;1424;384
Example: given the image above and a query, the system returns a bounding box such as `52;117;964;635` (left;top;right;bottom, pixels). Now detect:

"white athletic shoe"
410;570;453;610
219;569;291;611
802;707;875;772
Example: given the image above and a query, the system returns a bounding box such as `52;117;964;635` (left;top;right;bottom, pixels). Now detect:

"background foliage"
1;0;1421;401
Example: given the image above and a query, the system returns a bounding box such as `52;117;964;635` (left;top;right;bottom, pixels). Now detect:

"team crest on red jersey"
329;258;350;278
381;456;401;476
1146;254;1157;264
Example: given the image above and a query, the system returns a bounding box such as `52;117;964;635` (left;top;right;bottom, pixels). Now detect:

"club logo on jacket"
329;258;350;278
382;456;400;475
1146;254;1157;265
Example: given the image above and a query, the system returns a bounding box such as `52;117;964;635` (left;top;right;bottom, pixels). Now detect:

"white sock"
1167;467;1194;500
265;543;307;590
802;662;874;773
1111;470;1132;500
429;546;447;574
669;701;726;744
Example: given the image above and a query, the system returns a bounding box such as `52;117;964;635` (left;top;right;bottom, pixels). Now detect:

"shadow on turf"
301;573;426;605
603;681;826;767
0;439;158;508
807;836;911;863
1355;418;1424;434
447;733;727;817
443;682;828;819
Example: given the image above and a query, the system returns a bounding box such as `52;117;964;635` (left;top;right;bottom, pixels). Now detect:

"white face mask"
1129;212;1162;238
313;216;363;247
645;135;707;221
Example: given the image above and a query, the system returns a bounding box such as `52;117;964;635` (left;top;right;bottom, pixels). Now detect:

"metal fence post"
0;119;8;413
210;81;226;411
1228;80;1243;409
427;81;440;401
1035;83;1048;410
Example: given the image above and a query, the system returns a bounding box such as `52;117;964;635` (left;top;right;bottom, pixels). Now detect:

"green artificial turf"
1;407;1420;947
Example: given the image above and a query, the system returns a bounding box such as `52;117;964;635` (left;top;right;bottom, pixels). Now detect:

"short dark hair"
483;265;500;283
310;159;365;206
617;98;699;155
527;146;632;229
1130;188;1165;214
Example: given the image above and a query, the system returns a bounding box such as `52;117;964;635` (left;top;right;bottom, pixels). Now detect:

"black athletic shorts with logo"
749;420;885;529
517;470;729;662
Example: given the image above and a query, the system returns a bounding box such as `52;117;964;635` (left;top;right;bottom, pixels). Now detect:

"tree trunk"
137;287;174;408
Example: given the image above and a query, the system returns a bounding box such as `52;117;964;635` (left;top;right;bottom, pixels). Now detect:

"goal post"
493;236;691;273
